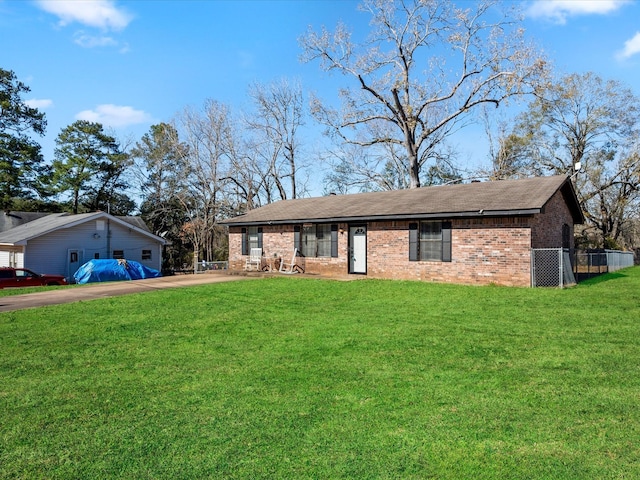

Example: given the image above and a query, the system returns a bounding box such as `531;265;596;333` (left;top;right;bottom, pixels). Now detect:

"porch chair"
279;248;300;274
245;248;263;271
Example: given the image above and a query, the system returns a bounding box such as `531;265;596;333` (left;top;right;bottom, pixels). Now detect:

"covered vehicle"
73;259;162;284
0;267;68;289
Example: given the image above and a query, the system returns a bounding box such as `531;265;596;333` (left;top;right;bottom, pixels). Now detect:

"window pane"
300;224;334;258
421;221;441;239
301;225;316;257
420;221;442;261
316;224;332;257
248;227;259;251
421;241;441;261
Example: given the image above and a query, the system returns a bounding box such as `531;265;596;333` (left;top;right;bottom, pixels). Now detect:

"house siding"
22;219;163;279
0;247;24;268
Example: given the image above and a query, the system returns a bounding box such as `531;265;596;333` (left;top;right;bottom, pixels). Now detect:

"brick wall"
365;218;533;286
228;225;350;275
531;190;575;249
230;218;533;286
228;193;576;287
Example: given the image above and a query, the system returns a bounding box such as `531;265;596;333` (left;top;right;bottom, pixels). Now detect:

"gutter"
220;209;541;227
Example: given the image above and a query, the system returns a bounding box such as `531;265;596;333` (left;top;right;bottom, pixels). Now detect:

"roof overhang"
560;179;586;224
222;209;541;227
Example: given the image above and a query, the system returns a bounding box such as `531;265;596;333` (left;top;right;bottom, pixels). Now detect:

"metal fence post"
558;248;564;288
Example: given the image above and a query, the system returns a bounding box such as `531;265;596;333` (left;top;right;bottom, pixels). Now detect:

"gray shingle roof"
0;212;50;233
221;175;584;226
0;212;165;245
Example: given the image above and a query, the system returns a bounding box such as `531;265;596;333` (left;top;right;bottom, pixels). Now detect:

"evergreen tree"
0;68;48;211
50;120;128;214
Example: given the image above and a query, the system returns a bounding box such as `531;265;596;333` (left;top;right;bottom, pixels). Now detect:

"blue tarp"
73;259;162;284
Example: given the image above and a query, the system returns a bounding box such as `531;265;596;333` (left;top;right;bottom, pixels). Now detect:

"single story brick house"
221;175;584;286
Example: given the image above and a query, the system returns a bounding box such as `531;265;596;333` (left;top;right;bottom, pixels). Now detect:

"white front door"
349;225;367;274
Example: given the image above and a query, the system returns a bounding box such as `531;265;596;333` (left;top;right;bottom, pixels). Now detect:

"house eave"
222;209;541;227
0;212;168;245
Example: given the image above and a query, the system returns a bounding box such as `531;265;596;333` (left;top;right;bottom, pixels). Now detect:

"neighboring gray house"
0;211;50;231
0;212;167;280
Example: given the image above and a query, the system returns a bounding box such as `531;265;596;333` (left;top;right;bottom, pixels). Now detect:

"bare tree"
220;134;264;212
478;107;541;180
509;72;640;248
323;120;459;192
172;100;236;268
245;79;306;200
131;123;191;270
300;0;548;188
577;143;640;249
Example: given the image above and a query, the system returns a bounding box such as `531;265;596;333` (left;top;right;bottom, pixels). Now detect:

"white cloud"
25;98;53;109
617;31;640;60
527;0;630;24
73;31;117;48
35;0;132;31
75;104;152;128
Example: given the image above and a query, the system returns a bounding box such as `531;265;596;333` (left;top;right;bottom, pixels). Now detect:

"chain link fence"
532;248;635;287
196;261;228;273
531;248;576;288
573;250;634;281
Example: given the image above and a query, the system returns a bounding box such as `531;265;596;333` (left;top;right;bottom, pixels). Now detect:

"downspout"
106;219;111;258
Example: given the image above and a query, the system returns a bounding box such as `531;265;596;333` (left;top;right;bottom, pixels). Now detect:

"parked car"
0;267;68;289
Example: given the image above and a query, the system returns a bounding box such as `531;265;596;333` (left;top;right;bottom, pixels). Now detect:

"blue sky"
1;0;640;196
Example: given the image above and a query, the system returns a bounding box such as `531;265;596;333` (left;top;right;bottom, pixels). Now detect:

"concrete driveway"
0;273;252;313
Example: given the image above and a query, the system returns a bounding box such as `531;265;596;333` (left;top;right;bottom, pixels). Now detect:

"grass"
0;284;74;297
1;269;639;479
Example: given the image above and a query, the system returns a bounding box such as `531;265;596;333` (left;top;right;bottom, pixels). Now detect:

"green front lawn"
1;270;639;478
0;284;74;297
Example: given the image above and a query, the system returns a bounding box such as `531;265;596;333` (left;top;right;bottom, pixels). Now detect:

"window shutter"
409;223;419;261
331;224;338;257
257;227;263;250
442;221;452;262
294;225;301;251
241;228;248;255
562;223;570;249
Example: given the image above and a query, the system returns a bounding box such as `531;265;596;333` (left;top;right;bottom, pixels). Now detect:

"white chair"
279;248;300;274
245;248;263;271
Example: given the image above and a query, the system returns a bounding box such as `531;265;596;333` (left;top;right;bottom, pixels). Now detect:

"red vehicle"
0;267;68;289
